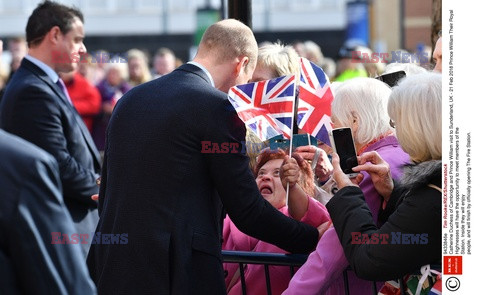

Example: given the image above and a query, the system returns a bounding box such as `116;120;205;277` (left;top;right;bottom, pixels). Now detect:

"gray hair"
384;62;427;77
331;78;393;147
388;72;442;162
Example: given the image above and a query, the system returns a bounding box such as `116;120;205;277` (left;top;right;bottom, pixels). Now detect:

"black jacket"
87;63;319;294
0;130;96;294
327;160;441;281
0;58;101;253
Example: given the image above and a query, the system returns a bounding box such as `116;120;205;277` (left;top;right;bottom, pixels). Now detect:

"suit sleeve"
326;186;441;281
203;98;319;254
8;153;96;294
8;85;98;206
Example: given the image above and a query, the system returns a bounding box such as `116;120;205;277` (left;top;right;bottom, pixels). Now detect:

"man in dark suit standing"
0;1;101;256
0;129;96;294
88;19;320;294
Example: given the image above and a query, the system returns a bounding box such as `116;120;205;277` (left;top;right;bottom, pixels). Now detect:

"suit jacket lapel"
22;59;102;170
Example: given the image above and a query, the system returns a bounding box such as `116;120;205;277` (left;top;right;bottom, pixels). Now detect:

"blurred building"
0;0;434;63
372;0;434;53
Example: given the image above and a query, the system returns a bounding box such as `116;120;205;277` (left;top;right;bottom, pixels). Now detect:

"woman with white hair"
284;78;410;295
383;62;427;77
327;72;442;283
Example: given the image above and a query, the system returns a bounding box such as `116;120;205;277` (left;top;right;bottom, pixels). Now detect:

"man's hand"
91;177;101;201
296;145;333;182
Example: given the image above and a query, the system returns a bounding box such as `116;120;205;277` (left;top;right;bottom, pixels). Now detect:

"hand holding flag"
228;75;296;141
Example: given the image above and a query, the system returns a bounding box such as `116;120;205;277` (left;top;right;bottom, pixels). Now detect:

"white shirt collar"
24;54;60;84
187;61;215;87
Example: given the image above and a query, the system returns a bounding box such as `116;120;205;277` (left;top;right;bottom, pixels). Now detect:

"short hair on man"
197;19;258;72
388;72;442;162
26;0;84;48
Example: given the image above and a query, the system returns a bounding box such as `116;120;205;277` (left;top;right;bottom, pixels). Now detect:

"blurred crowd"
0;39;183;152
0;35;438;154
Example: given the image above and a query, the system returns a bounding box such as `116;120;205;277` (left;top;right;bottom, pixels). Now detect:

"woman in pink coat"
223;149;330;295
284;77;410;295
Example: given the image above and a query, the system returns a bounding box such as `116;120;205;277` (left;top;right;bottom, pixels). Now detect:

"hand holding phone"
329;127;359;178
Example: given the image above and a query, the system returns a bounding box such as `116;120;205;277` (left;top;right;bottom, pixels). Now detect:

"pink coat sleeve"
299;197;331;227
282;227;348;295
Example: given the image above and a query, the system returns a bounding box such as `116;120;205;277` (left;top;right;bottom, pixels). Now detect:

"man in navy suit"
0;1;100;256
88;19;320;294
0;129;96;294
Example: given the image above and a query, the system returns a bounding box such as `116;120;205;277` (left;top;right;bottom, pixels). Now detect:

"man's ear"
234;56;249;76
47;26;62;45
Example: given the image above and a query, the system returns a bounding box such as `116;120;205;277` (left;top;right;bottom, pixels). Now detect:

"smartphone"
269;134;317;150
329;127;359;178
375;70;406;87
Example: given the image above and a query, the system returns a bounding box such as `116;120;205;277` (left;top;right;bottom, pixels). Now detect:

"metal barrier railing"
222;250;441;295
222;250;307;295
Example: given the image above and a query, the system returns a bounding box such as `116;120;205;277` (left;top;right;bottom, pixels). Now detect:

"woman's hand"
353;151;394;200
280;157;301;189
296;145;333;182
331;153;360;190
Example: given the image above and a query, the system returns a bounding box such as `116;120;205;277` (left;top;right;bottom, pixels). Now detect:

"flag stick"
286;78;298;208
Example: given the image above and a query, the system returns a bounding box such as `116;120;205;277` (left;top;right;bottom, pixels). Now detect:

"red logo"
444;256;462;274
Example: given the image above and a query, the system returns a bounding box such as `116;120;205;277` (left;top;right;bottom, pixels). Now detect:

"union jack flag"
228;75;296;141
297;57;334;146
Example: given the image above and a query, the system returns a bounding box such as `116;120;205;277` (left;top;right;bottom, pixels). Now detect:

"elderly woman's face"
330;116;344;131
255;158;286;209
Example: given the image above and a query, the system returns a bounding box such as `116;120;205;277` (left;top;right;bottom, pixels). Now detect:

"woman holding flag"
223;148;330;295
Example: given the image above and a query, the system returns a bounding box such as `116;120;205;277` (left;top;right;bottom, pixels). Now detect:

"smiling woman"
222;148;330;295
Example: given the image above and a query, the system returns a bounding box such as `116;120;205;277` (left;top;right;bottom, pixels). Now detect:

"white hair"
331;78;393;147
384;62;427;77
105;61;128;81
388;72;442;162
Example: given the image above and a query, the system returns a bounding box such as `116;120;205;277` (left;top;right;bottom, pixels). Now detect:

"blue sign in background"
346;1;370;46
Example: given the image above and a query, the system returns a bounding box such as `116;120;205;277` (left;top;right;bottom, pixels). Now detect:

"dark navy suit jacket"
87;63;319;294
0;130;96;294
0;58;101;255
